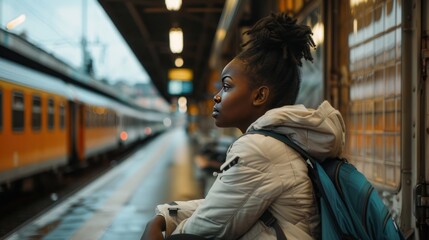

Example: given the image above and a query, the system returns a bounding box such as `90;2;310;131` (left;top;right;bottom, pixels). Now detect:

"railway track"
0;140;148;239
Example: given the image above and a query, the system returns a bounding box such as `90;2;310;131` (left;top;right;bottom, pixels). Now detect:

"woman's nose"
213;95;221;103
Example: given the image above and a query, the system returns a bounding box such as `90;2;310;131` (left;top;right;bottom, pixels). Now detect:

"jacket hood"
247;100;346;160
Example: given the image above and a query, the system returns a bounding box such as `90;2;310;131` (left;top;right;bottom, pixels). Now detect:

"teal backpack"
250;130;405;240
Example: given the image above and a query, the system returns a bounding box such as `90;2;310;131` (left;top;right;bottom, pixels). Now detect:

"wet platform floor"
6;128;202;240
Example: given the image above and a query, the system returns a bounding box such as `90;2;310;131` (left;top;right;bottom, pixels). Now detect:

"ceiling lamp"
165;0;182;11
169;27;183;54
175;57;184;67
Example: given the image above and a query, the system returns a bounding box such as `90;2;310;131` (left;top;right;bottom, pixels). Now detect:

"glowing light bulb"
175;57;184;67
169;27;183;53
165;0;182;11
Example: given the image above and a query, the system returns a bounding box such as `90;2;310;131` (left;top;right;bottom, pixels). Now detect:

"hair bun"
242;12;316;66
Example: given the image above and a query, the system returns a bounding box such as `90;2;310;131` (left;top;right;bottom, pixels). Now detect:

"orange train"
0;57;170;187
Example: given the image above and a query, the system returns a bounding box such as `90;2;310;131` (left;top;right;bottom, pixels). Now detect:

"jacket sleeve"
173;135;284;239
155;199;204;237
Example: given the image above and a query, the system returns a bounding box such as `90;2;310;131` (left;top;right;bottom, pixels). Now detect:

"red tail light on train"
120;131;128;141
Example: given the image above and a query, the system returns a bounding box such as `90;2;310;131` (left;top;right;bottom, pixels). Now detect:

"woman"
143;12;345;240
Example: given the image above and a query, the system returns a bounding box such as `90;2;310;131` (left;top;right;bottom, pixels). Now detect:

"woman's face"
212;58;258;133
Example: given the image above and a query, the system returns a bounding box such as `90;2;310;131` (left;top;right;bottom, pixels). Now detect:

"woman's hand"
141;215;166;240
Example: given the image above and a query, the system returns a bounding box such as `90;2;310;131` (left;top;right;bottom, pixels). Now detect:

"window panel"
86;108;90;127
12;91;24;131
48;98;54;129
59;103;65;129
32;95;42;130
346;0;402;190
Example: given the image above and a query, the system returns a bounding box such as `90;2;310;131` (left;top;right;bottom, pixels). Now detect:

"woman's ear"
252;86;270;106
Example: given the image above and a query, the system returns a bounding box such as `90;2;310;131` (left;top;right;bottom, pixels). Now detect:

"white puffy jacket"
156;101;345;239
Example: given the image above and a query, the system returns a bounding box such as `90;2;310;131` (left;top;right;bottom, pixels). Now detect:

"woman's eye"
222;84;231;91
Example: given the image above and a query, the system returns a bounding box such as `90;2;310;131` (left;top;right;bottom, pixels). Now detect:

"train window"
343;0;402;190
93;111;97;127
103;113;105;127
12;91;24;131
100;112;104;127
109;112;114;127
86;108;90;127
106;110;111;127
59;103;65;129
103;112;107;127
101;112;104;127
96;111;100;127
47;98;54;129
90;110;94;127
91;109;94;127
92;111;96;127
32;95;42;130
93;111;96;127
102;112;105;127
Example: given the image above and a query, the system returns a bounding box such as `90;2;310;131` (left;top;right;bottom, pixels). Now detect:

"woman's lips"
212;108;219;118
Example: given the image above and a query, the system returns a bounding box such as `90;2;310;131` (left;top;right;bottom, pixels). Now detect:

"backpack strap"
247;129;313;162
260;210;287;240
247;129;346;239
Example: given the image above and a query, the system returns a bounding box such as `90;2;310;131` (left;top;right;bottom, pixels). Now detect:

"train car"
0;33;170;189
68;84;120;165
0;57;71;185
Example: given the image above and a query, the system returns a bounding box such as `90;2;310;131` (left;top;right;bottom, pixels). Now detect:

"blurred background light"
165;0;182;11
312;22;324;46
6;14;26;30
169;27;183;53
175;57;184;67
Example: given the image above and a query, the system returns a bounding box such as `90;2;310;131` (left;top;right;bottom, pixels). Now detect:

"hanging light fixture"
175;57;184;67
169;27;183;53
165;0;182;11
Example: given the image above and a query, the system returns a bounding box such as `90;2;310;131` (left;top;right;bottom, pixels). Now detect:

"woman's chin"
213;120;224;128
214;121;221;127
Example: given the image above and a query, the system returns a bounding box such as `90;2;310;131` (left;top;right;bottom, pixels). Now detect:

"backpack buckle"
306;159;314;169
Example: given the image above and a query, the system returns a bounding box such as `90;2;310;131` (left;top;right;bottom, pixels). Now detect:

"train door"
78;104;85;162
68;101;84;165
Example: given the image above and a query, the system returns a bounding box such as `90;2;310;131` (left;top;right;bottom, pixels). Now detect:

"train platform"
5;128;203;240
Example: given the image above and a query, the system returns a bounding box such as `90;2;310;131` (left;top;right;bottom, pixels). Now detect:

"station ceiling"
98;0;227;102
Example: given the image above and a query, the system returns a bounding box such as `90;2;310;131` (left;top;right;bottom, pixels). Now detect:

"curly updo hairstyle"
236;12;315;108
